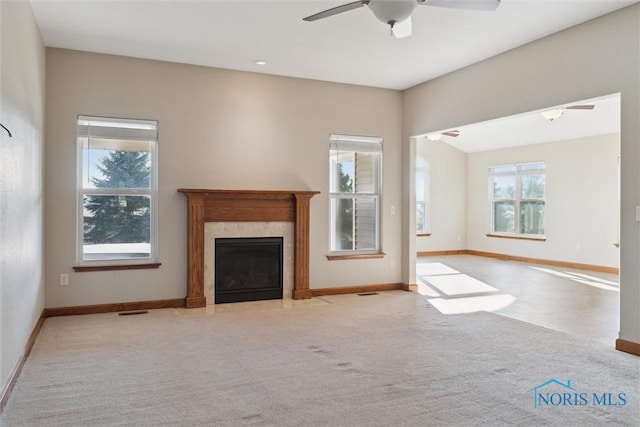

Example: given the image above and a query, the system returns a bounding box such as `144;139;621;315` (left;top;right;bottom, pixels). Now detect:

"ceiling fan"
427;129;459;141
540;104;595;122
303;0;501;39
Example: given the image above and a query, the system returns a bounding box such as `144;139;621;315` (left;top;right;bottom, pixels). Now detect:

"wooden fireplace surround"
178;189;320;308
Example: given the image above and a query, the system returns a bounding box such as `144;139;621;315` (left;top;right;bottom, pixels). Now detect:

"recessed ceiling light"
255;60;267;66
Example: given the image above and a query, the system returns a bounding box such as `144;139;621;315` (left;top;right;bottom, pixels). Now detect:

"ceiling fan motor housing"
368;0;416;25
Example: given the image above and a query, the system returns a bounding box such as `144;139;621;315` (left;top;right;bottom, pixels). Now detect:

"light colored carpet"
2;291;639;426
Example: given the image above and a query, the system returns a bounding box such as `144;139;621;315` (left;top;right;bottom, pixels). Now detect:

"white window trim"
488;161;545;238
76;115;159;266
329;134;383;255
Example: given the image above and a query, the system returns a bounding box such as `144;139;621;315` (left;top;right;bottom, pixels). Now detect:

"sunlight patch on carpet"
427;294;517;314
417;262;516;314
423;274;498;296
416;262;460;276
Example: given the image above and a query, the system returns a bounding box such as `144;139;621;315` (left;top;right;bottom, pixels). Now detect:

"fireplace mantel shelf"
178;189;320;308
178;188;320;197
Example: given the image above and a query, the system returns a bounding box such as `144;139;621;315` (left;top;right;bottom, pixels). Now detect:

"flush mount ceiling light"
254;60;267;65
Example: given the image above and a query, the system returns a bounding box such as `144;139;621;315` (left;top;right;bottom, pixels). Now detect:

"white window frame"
489;161;545;237
76;115;158;266
416;156;430;234
329;134;382;255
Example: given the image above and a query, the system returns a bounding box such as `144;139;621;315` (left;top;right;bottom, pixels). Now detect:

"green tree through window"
489;162;545;236
84;151;151;244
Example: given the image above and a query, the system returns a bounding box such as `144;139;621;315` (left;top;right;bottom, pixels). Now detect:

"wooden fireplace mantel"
178;189;320;308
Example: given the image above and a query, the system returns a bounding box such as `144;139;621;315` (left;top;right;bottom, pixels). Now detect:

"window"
329;134;382;253
77;116;158;265
489;162;545;236
416;155;429;234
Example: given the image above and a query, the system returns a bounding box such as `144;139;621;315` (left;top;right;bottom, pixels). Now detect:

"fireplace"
178;189;319;308
215;237;283;304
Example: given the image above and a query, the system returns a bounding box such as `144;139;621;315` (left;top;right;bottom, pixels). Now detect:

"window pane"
519;162;545;171
494;201;515;233
521;174;545;199
354;198;377;250
493;176;516;199
416;203;426;232
416;172;425;202
330;151;355;193
83;195;151;260
354;152;377;194
520;201;545;235
490;165;516;174
82;140;152;189
331;198;354;251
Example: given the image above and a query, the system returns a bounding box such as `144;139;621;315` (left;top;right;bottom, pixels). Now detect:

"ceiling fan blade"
392;16;412;39
566;104;595;110
417;0;501;11
303;1;369;22
442;130;460;137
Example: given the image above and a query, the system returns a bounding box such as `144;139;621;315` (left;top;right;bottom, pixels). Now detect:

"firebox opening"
214;237;284;304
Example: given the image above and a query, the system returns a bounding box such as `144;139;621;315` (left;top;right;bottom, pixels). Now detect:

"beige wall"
403;5;640;343
416;138;467;252
44;49;403;307
0;2;46;395
416;133;620;270
467;133;620;268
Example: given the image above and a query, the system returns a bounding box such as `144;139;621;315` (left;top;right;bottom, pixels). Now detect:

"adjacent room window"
329;134;382;253
489;162;545;236
416;155;429;234
77;115;158;264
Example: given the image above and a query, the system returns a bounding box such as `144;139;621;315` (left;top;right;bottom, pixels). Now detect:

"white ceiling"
422;94;621;153
28;0;630;149
29;0;636;91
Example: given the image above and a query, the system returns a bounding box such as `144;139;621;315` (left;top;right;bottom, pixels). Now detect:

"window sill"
417;233;432;237
326;253;385;261
485;234;546;242
73;263;162;272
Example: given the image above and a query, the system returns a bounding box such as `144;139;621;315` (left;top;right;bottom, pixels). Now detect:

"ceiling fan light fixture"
368;0;416;25
303;0;501;39
541;108;564;121
426;133;443;141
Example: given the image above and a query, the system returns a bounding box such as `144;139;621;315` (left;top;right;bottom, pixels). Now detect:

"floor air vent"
357;292;379;296
118;310;149;316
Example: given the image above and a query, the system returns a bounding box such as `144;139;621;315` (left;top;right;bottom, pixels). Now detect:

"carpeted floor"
2;291;639;426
